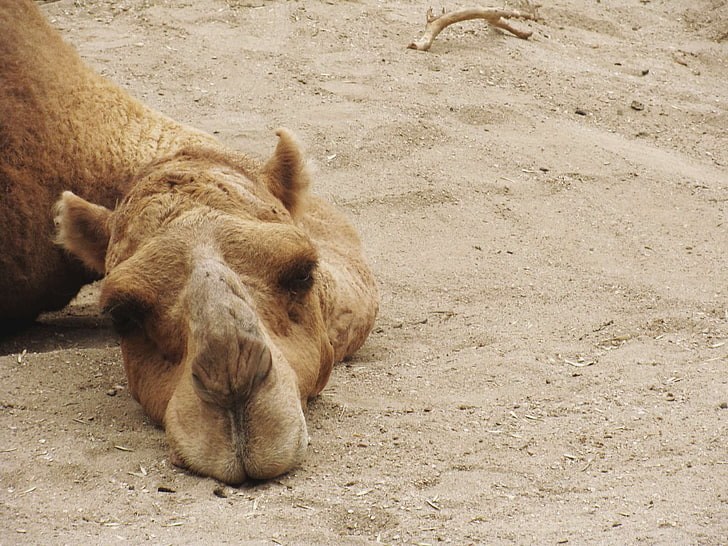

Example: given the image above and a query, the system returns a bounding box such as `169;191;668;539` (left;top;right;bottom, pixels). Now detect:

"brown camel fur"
0;0;215;330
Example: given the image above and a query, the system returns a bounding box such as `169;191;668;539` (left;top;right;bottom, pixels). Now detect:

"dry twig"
408;6;539;51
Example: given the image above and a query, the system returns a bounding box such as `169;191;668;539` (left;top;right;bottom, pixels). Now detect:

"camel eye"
104;298;148;335
280;260;316;296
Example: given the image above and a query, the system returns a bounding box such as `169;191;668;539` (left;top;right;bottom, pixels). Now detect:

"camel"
1;0;378;483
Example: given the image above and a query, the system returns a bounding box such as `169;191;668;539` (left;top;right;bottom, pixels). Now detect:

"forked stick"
408;7;538;51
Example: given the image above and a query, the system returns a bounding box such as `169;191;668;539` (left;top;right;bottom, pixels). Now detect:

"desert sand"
1;0;727;543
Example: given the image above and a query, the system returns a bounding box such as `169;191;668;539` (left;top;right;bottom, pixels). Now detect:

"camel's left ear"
261;128;311;218
53;191;112;274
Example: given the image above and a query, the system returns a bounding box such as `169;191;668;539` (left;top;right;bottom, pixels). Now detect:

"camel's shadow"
0;283;117;356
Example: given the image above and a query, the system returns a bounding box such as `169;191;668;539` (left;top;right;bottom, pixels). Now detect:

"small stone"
106;388;117;397
213;486;229;498
719;401;727;410
631;100;645;111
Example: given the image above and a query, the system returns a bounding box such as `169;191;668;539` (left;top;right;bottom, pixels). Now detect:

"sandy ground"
1;0;727;543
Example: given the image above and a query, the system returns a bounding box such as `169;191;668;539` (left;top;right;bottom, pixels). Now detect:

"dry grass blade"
128;465;148;478
564;358;594;367
243;498;260;517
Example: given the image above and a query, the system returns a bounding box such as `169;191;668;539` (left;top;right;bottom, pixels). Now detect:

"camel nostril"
191;372;203;391
254;344;272;387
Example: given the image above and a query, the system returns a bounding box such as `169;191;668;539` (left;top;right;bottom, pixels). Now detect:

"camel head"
55;130;337;484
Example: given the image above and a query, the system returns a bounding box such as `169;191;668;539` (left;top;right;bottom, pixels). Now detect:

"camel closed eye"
104;299;148;335
279;261;316;297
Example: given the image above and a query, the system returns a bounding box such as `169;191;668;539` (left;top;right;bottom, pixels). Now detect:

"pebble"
213;486;230;498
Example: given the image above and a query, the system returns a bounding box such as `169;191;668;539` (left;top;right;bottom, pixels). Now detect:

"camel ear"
261;128;310;218
54;191;111;274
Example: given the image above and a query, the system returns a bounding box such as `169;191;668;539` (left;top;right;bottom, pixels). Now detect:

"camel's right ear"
261;128;311;218
54;191;112;274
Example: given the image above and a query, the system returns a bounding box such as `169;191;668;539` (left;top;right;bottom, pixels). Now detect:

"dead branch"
408;6;539;51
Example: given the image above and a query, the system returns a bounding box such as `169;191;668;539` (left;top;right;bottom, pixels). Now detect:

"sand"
1;0;727;543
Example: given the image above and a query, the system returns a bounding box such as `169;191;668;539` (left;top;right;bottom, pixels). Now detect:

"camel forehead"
106;151;293;266
122;148;288;219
